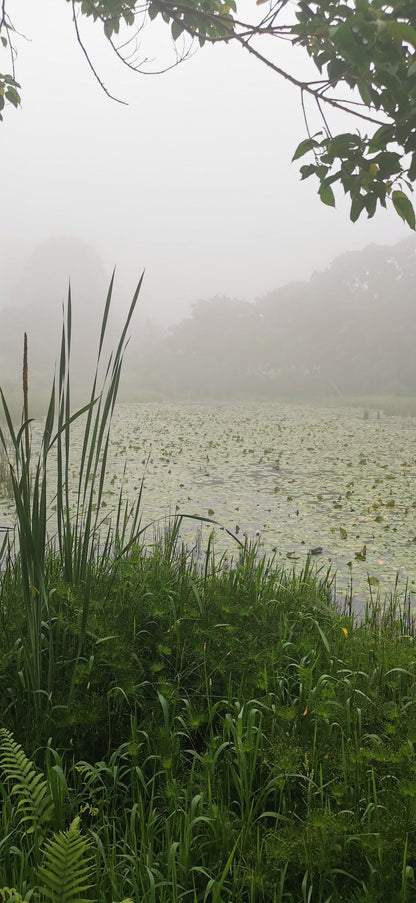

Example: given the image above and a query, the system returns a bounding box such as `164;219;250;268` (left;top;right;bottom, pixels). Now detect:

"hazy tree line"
1;235;415;412
123;236;416;401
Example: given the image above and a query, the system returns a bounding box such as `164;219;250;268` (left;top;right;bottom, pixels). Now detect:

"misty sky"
0;0;408;326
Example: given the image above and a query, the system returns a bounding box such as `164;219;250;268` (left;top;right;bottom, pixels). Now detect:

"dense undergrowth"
0;280;415;902
0;541;415;902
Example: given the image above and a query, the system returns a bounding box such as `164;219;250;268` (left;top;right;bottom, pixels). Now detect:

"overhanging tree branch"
71;0;128;104
1;0;415;227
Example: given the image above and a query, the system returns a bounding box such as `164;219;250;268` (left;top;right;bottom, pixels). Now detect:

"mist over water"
2;234;416;414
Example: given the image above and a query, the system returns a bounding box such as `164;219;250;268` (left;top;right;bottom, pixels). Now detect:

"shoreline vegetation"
3;392;416;424
0;283;415;902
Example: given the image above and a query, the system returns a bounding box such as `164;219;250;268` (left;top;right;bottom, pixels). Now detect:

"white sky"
0;0;408;325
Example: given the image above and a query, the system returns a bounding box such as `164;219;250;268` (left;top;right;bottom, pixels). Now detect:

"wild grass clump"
0;282;415;902
0;274;144;716
0;532;415;902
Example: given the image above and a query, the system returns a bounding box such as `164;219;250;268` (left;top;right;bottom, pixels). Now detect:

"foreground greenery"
0;540;416;902
0;281;415;902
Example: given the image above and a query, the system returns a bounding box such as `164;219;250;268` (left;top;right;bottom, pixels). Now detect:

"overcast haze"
0;0;409;328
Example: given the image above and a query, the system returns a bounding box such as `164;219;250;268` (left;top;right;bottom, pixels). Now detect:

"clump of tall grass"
0;273;144;714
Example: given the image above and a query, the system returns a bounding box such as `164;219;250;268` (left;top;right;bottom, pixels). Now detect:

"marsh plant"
0;438;12;497
0;550;416;902
0;273;144;712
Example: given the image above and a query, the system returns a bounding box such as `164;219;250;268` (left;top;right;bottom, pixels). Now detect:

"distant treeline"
122;236;416;401
2;236;416;412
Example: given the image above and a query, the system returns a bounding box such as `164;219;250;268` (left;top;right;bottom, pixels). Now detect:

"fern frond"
38;817;94;903
0;888;26;903
0;728;54;834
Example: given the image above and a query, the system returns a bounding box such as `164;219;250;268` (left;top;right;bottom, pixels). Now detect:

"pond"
1;401;415;607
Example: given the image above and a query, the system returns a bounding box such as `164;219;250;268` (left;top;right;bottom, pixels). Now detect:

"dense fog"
1;235;415;413
0;1;413;414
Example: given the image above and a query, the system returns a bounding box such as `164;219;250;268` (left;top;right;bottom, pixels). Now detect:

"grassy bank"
0;282;415;902
0;539;415;902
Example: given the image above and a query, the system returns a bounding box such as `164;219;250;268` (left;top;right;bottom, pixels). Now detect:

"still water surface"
1;401;415;605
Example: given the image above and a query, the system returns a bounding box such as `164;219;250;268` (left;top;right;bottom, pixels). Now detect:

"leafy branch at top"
0;0;20;120
1;1;416;226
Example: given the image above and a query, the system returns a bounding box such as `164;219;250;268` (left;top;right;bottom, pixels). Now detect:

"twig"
233;33;385;127
71;1;128;105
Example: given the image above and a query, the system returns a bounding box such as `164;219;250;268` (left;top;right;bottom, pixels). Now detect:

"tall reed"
0;273;144;712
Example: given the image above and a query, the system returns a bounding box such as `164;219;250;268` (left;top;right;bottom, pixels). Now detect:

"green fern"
0;889;26;903
0;728;54;835
37;817;94;903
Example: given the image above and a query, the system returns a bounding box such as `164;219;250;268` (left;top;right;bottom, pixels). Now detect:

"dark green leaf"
357;80;372;106
319;183;336;207
365;193;377;218
299;163;318;180
392;190;416;229
369;125;394;153
171;19;184;40
5;87;20;108
385;21;416;51
350;193;366;222
292;136;320;161
409;151;416;182
373;151;402;178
